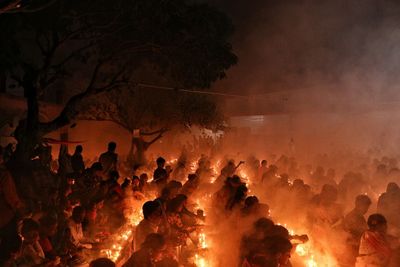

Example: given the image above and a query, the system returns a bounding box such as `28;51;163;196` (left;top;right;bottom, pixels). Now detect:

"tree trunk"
11;79;41;165
127;137;147;168
0;73;6;93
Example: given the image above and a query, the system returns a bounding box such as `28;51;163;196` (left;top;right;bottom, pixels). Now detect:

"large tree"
0;0;237;164
80;83;224;166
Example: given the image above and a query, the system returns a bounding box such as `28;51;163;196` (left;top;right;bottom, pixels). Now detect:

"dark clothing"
343;209;368;240
99;151;118;176
123;249;154;267
378;191;400;227
39;236;56;259
153;167;168;185
0;165;22;230
71;153;85;174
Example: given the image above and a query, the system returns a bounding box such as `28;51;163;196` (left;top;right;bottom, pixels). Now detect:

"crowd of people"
0;140;400;267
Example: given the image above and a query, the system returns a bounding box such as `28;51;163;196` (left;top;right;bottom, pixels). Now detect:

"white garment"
68;219;84;247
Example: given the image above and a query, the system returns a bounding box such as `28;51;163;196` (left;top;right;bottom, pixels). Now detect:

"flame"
100;191;156;263
98;158;338;267
189;160;198;173
295;243;309;257
210;159;221;183
277;222;337;267
194;230;211;267
195;254;207;267
199;232;207;249
306;255;318;267
192;193;212;267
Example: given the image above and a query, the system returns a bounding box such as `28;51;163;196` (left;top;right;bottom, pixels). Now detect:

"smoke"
211;0;400;97
197;0;400;157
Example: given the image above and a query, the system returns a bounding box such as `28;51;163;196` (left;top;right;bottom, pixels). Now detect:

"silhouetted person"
0;147;23;240
343;195;372;265
90;258;115;267
71;145;85;174
344;195;372;239
99;142;118;177
123;233;166;267
153;157;168;187
135;201;162;250
378;182;400;227
0;233;22;267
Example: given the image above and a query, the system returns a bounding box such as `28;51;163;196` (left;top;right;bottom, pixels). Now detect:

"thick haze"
209;0;400;103
191;0;400;156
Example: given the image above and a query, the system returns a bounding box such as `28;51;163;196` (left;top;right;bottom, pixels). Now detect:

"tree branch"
50;42;95;70
141;127;168;136
83;59;106;93
145;132;165;149
76;116;132;132
35;32;47;56
0;0;58;14
92;68;127;93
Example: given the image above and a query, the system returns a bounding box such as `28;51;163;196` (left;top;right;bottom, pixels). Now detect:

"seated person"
0;233;22;267
343;195;371;265
20;219;60;266
39;216;59;259
123;233;166;267
242;235;292;267
356;214;398;267
90;258;115;267
67;206;94;249
135;201;162;250
166;195;196;246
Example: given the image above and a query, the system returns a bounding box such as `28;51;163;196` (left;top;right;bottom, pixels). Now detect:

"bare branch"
35;33;47;55
76;116;132;132
0;0;58;14
85;60;105;92
145;131;166;148
39;68;66;89
141;127;168;136
92;67;127;93
51;42;95;70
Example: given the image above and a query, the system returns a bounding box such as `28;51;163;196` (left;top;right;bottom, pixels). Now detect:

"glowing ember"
100;191;156;263
306;255;318;267
278;222;337;267
199;232;207;249
195;253;207;267
194;230;211;267
295;243;309;257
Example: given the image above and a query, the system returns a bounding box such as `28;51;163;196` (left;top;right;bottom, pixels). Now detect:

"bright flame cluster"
100;224;135;262
194;231;209;267
287;226;336;267
100;194;153;263
194;195;212;267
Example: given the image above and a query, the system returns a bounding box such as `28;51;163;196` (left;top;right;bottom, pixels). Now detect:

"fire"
100;227;133;262
98;160;338;267
294;241;337;267
100;191;156;263
277;222;337;267
194;230;211;267
189;160;198;173
193;195;212;267
306;255;318;267
210;159;221;183
295;243;309;257
195;254;207;267
199;233;206;247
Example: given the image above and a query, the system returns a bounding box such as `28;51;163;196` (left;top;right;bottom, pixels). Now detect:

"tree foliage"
0;0;237;162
